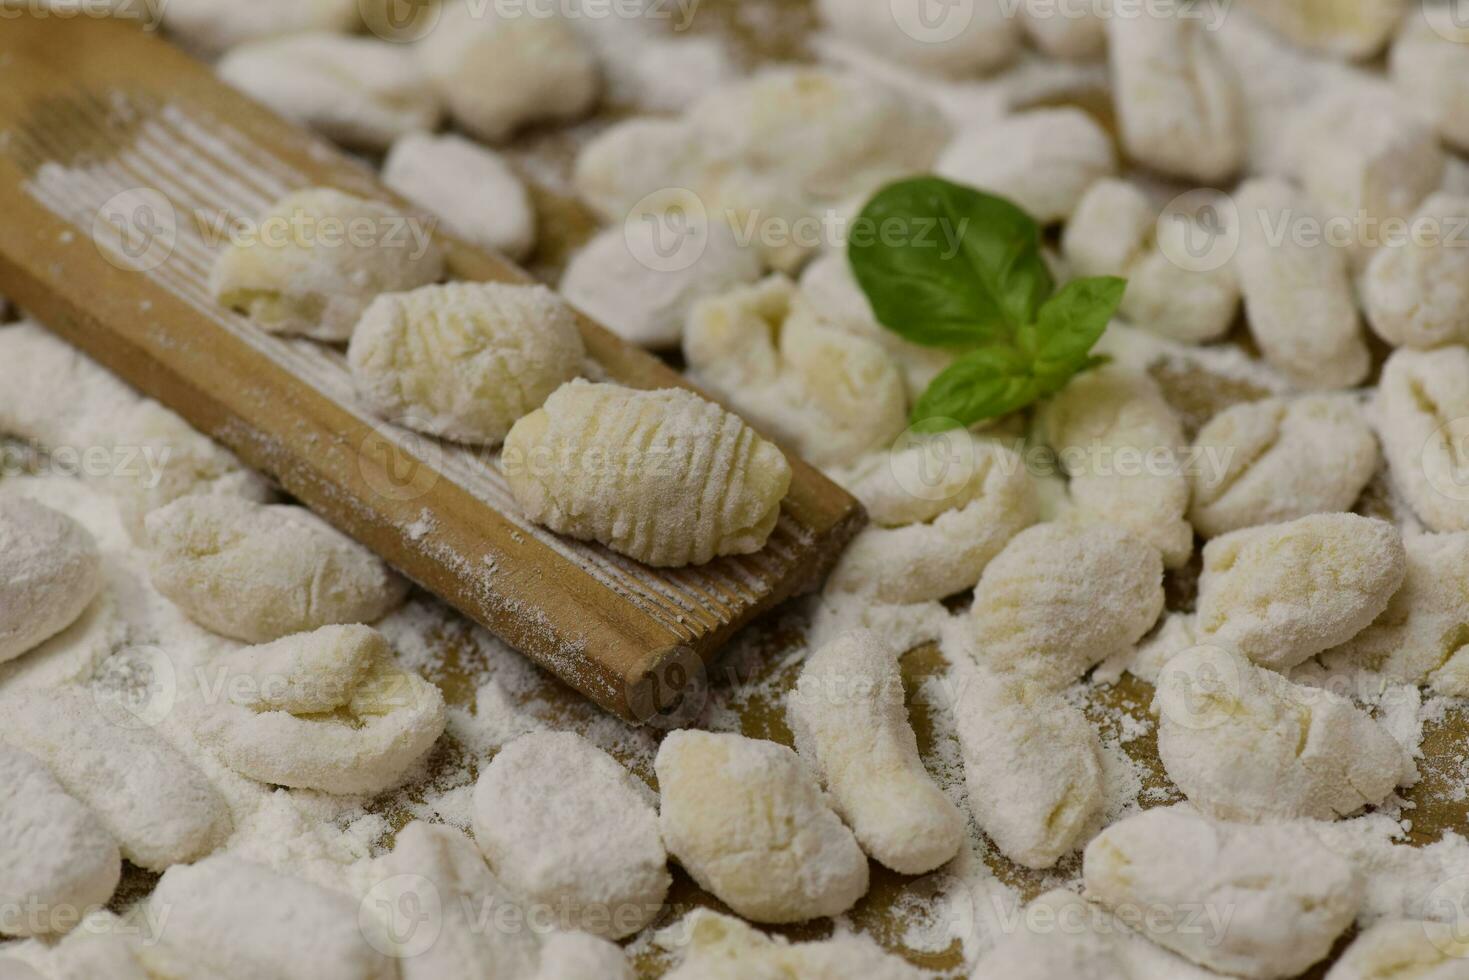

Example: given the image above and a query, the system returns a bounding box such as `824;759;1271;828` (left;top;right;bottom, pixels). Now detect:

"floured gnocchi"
502;380;792;567
788;630;964;875
0;498;101;665
1194;513;1406;671
1377;345;1469;532
348;281;585;446
655;730;868;924
1326;918;1469;979
814;0;1018;76
1154;645;1414;822
1363;193;1469;349
162;0;357;56
683;276;907;467
1083;807;1362;979
1018;0;1107;59
1240;0;1406;60
194;625;445;795
660;909;925;980
955;668;1104;869
382;133;537;261
1392;11;1469;153
1190;396;1379;537
145;496;408;644
1035;364;1194;568
970;521;1165;691
210;188;445;342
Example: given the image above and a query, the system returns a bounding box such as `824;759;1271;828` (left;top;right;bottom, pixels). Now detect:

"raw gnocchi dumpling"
1195;514;1405;671
145;496;409;644
1240;0;1406;59
145;857;394;980
502;381;792;567
572;118;711;226
560;209;763;349
210;188;446;342
1322;532;1469;696
195;625;446;795
1233;178;1371;389
0;745;120;937
683;276;907;468
1083;807;1362;979
937;109;1116;224
1377;346;1469;532
787;631;964;875
2;687;231;871
0;498;102;665
815;0;1019;76
1062;179;1240;344
1190;396;1379;538
1392;10;1469;153
1327;918;1469;980
969;521;1165;691
1363;193;1469;349
955;668;1103;869
655;731;869;924
383;133;537;261
416;2;599;143
826;434;1037;603
660;909;925;980
1108;2;1245;183
472;732;669;940
1154;645;1414;822
218;34;442;153
162;0;358;56
1035;365;1194;568
348;281;585;446
1018;0;1108;58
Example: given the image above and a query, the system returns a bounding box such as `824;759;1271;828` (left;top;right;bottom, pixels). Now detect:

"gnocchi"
1190;396;1379;538
1195;514;1406;671
472;732;669;940
787;630;965;875
1233;178;1371;389
2;687;231;871
815;0;1019;76
1018;0;1108;59
162;0;357;56
1322;532;1469;697
1326;919;1469;980
560;211;762;349
1239;0;1406;59
1392;10;1469;153
826;434;1037;603
383;133;537;261
572;118;711;226
347;281;585;447
1363;193;1469;350
416;3;599;143
210;188;446;342
1063;179;1241;344
1035;364;1194;569
1154;645;1414;822
0;745;120;937
936;109;1117;225
1376;346;1469;533
955;668;1103;869
195;625;445;795
144;496;409;644
1108;3;1246;183
654;730;869;924
970;521;1165;691
1083;807;1362;979
0;498;101;665
683;276;907;468
661;909;925;980
502;381;792;567
217;34;442;153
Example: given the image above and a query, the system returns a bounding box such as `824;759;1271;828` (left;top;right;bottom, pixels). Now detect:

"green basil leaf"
1031;276;1126;384
909;344;1041;430
849;177;1053;348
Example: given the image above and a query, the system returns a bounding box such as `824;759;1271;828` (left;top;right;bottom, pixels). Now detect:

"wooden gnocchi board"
0;12;865;725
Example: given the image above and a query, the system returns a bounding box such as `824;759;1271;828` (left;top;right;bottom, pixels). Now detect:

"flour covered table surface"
8;0;1469;978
